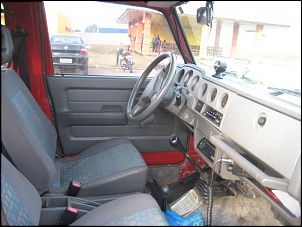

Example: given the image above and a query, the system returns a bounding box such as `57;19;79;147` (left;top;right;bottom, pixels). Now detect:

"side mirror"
196;6;213;26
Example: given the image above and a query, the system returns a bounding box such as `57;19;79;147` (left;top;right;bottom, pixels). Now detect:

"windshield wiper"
222;70;257;84
223;71;238;77
268;87;301;97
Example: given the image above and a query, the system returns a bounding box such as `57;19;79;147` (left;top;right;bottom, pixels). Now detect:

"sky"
44;1;137;29
44;1;301;55
183;1;301;29
44;1;301;32
213;1;301;55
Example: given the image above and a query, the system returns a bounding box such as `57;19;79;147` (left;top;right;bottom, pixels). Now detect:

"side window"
44;1;182;76
1;3;9;69
1;3;5;25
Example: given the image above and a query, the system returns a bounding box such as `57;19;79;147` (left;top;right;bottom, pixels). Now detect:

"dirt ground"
87;44;159;70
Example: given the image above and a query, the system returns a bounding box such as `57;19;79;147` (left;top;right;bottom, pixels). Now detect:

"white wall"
73;32;128;46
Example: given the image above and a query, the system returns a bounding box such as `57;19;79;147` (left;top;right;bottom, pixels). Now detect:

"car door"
47;75;188;156
44;1;189;160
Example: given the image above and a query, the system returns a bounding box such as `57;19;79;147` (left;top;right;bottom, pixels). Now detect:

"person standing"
127;34;131;51
156;34;161;52
162;39;167;53
152;35;156;52
141;32;144;52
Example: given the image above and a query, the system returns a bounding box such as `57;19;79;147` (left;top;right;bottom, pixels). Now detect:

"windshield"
177;1;301;106
50;35;83;45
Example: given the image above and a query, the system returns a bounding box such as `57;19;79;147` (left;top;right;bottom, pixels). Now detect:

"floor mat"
194;177;236;200
147;165;179;186
147;171;236;207
146;171;200;205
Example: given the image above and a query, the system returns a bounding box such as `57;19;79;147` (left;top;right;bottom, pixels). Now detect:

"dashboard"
164;63;301;225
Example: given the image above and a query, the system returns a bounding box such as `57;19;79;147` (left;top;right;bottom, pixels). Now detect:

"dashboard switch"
195;100;204;112
175;93;181;107
257;116;266;126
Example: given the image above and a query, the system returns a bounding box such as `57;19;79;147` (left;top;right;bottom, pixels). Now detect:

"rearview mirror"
196;6;213;26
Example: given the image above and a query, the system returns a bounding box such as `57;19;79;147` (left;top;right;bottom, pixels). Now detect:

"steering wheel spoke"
151;92;158;103
127;52;177;122
131;104;144;116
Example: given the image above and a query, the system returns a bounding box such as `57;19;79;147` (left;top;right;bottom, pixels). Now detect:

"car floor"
188;192;282;226
147;166;283;226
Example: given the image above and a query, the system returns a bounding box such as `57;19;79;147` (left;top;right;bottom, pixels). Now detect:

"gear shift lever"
169;135;205;175
169;135;186;154
161;184;170;212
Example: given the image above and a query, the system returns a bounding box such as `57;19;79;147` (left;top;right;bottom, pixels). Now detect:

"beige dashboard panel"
221;95;301;179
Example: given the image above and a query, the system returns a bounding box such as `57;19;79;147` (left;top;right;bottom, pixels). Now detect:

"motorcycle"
118;48;135;73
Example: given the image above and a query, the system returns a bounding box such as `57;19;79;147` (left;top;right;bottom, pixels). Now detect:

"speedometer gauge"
221;93;228;108
202;83;208;96
211;88;217;102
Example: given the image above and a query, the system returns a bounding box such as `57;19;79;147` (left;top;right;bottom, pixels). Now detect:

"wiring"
206;158;233;226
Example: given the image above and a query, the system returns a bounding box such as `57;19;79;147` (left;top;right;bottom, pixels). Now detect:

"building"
46;8;73;37
117;8;289;60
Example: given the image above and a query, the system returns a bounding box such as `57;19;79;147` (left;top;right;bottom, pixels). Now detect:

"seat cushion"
53;138;148;196
71;193;169;226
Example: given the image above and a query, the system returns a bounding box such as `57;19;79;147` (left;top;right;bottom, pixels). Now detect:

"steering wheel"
127;52;177;122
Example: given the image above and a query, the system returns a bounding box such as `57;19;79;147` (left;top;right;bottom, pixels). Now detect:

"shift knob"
161;184;170;198
161;184;170;212
169;135;186;154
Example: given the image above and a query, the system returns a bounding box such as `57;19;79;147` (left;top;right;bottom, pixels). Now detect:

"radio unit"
197;138;215;162
203;106;223;126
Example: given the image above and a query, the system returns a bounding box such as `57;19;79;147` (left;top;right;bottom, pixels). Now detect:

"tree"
85;24;98;33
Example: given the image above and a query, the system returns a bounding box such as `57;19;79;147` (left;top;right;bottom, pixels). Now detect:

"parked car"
1;1;301;226
50;34;89;74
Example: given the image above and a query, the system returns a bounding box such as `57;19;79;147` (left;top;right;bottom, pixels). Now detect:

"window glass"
177;1;301;106
44;1;182;76
1;3;8;68
1;3;5;25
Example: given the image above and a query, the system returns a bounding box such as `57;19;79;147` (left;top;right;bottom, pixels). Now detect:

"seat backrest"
1;25;57;194
1;154;42;225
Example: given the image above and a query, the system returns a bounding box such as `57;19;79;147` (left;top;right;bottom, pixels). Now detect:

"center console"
40;196;100;225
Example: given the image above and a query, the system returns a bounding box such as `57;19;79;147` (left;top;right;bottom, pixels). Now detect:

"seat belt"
11;26;30;91
66;181;82;197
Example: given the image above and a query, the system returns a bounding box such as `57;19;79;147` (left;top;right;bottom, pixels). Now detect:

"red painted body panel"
5;2;53;121
141;151;185;165
179;135;207;179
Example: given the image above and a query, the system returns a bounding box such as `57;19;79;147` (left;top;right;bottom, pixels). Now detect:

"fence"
207;46;222;57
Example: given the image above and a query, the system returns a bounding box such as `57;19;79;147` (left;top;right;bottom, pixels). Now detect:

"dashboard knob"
257;116;266;126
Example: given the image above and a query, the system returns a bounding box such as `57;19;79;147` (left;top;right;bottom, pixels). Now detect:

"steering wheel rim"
127;52;177;122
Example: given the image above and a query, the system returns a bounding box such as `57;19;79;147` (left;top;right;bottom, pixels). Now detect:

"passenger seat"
1;154;169;226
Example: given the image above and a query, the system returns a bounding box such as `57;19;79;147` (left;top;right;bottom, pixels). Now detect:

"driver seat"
1;25;148;197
